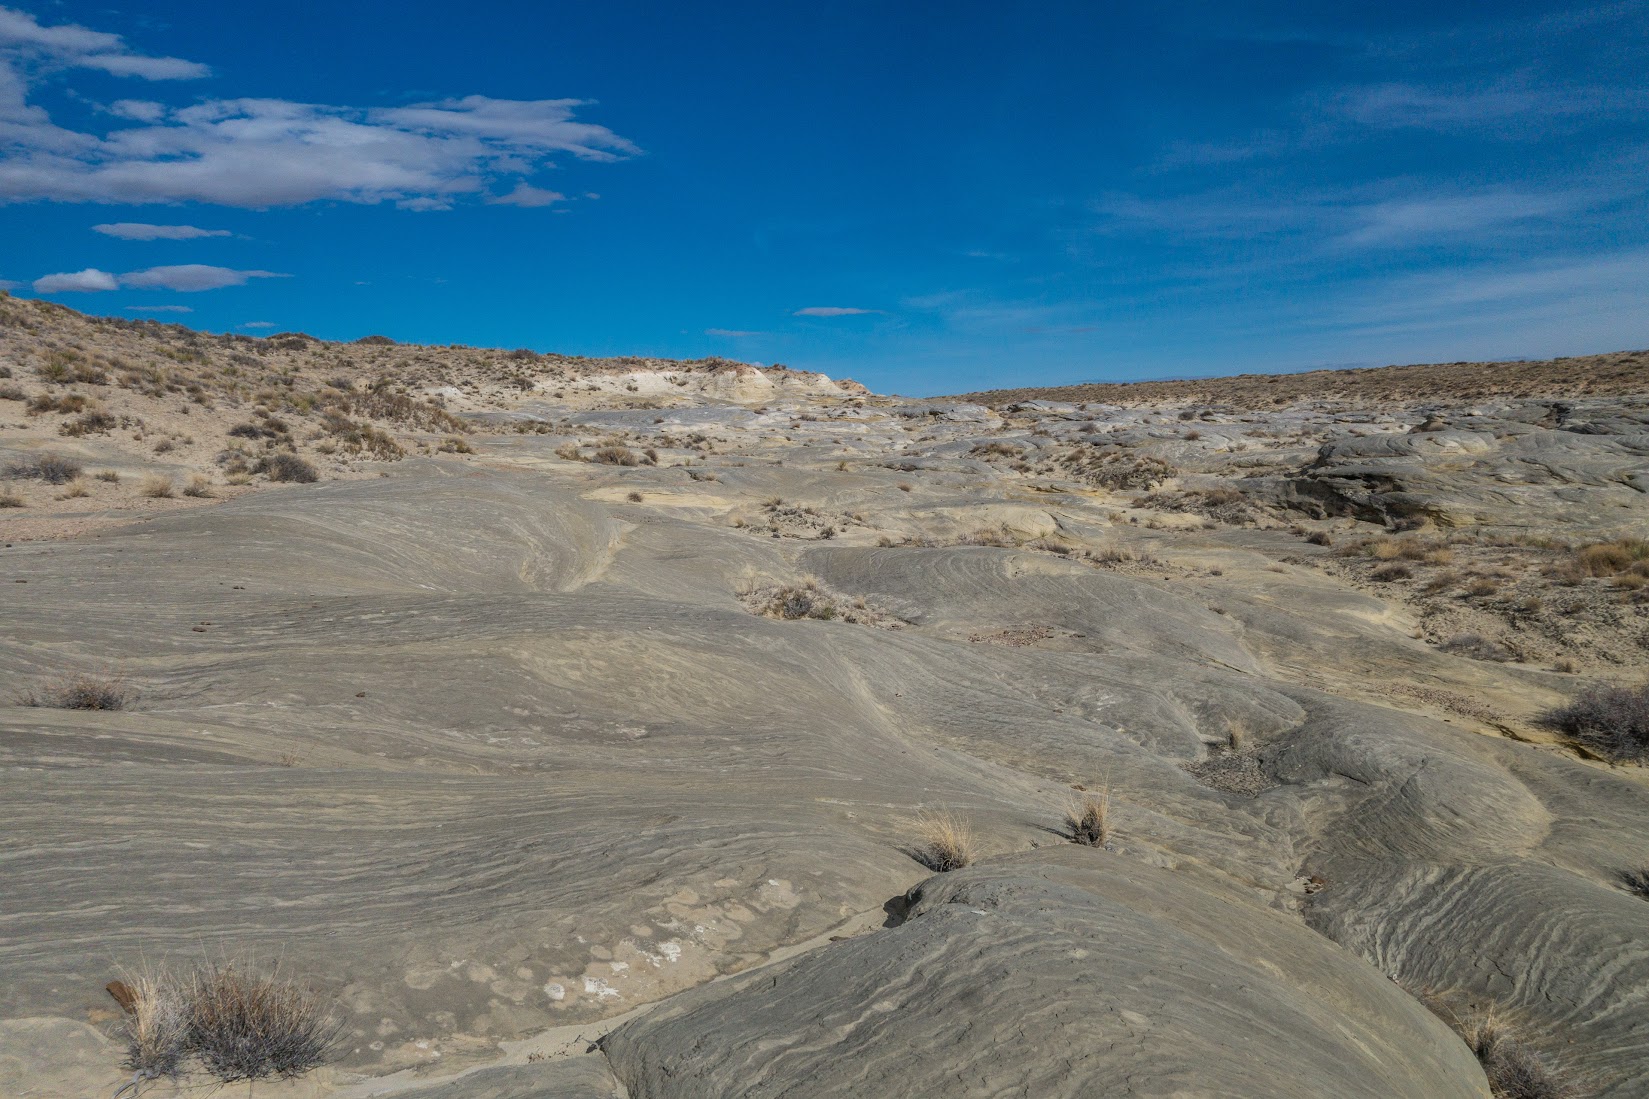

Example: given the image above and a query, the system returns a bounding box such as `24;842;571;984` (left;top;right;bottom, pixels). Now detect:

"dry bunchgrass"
15;672;135;710
1573;538;1649;578
0;489;22;507
184;961;342;1083
1066;786;1111;847
181;473;213;498
1417;993;1584;1099
108;961;340;1089
912;811;976;872
139;473;175;498
1460;1012;1582;1099
110;969;189;1086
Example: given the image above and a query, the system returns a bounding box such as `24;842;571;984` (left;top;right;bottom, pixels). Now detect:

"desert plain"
2;294;1647;1097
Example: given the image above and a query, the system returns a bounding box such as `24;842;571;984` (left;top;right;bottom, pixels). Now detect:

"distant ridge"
950;349;1649;408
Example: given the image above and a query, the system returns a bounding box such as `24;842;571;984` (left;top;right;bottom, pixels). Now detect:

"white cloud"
119;264;286;291
93;222;230;240
0;278;19;290
33;263;287;293
239;320;276;329
108;99;166;122
794;306;876;317
0;94;638;208
488;182;565;207
705;328;761;337
33;267;119;292
124;304;192;313
0;9;637;209
0;6;209;80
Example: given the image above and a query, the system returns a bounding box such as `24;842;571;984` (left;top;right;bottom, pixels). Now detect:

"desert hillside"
4;301;1649;1098
959;348;1649;407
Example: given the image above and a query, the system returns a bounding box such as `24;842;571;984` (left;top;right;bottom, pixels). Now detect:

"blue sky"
2;1;1645;395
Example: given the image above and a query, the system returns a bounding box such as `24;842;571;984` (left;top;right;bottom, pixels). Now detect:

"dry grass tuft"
111;970;189;1085
181;473;213;498
912;811;976;872
1460;1013;1582;1099
184;962;342;1083
16;672;135;710
0;489;23;507
139;473;175;498
1066;787;1111;847
57;476;91;499
1573;538;1649;578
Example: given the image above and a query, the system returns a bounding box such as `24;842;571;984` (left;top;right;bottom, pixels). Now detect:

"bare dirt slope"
4;304;1648;1098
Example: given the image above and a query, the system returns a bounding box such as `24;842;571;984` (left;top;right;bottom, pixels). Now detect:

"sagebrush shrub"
258;453;319;483
4;453;83;484
1540;680;1649;762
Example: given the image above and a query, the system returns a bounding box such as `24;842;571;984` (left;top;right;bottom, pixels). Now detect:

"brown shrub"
15;673;135;710
4;453;83;484
184;962;341;1083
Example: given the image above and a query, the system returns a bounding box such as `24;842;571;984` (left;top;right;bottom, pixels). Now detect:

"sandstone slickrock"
4;322;1647;1097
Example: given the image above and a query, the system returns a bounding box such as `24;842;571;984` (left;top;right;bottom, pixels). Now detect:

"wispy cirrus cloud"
124;304;192;313
1095;183;1592;252
794;306;877;317
32;263;286;293
0;6;209;81
0;7;639;210
705;327;762;337
93;222;230;240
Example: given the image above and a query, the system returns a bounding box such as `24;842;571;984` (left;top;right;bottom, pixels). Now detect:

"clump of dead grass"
1065;786;1111;847
109;970;189;1086
184;961;342;1083
139;474;174;498
911;811;976;872
109;961;341;1090
15;672;136;710
1460;1013;1582;1099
